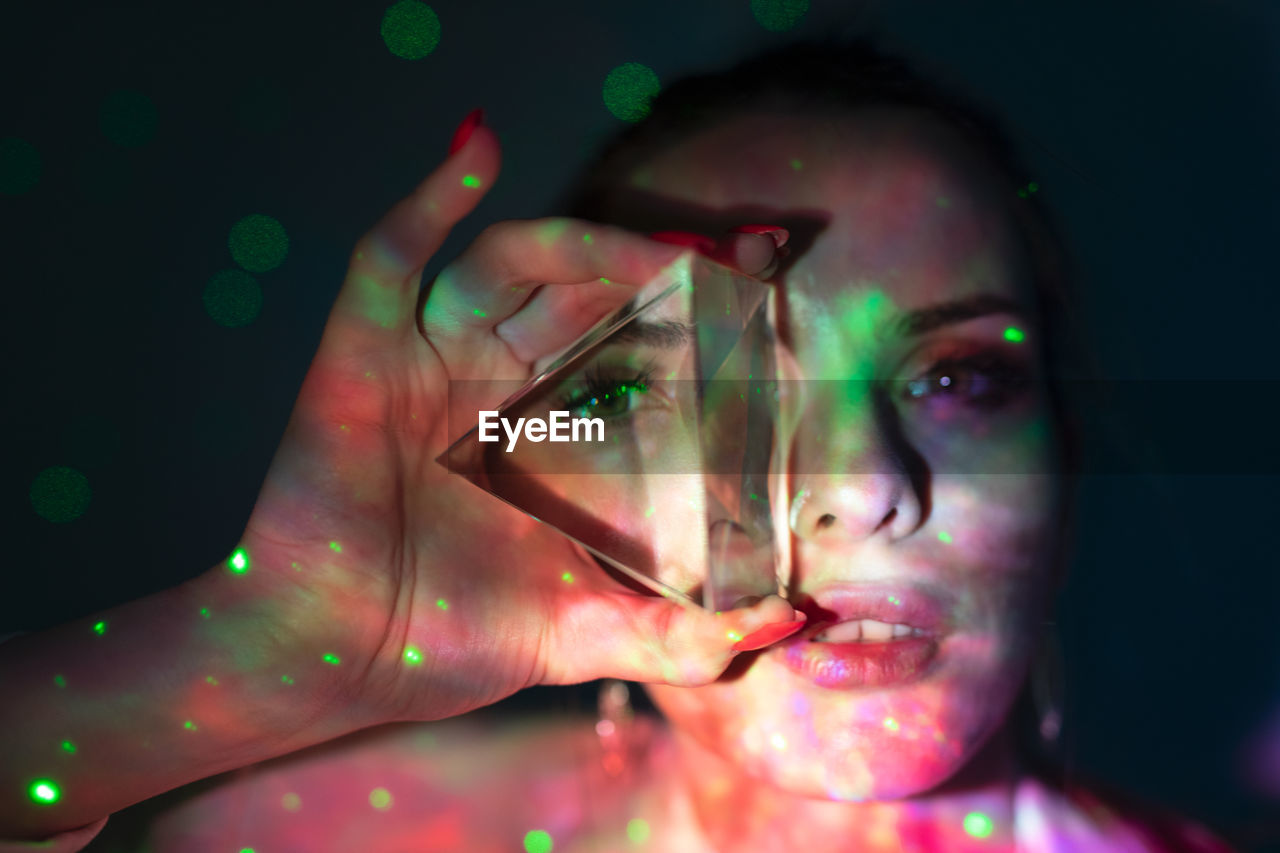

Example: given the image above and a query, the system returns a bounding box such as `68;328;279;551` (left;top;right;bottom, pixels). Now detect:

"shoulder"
1015;776;1236;853
137;713;666;853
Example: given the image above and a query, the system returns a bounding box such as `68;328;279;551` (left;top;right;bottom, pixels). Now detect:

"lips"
774;584;954;689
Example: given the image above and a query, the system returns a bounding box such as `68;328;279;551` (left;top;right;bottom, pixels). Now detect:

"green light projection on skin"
461;174;481;188
281;792;302;812
0;137;41;196
602;63;660;123
561;572;574;583
101;90;158;147
1003;327;1025;343
229;214;289;273
203;269;262;327
964;811;994;838
281;675;294;685
403;645;423;665
750;0;809;32
523;829;554;853
381;1;441;59
436;598;449;611
205;676;218;685
29;780;60;804
790;158;803;171
61;740;76;754
369;787;394;810
329;541;342;553
92;621;107;636
472;308;487;317
30;466;91;523
53;675;66;688
626;818;650;844
184;720;198;731
938;531;953;544
323;653;342;666
200;607;211;619
228;548;250;574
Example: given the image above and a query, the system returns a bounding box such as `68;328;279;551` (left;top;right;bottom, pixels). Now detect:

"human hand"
236;112;803;727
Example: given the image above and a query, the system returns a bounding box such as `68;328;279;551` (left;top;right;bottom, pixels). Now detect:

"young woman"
0;41;1230;852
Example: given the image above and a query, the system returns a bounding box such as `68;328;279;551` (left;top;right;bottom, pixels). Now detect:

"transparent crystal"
439;253;784;611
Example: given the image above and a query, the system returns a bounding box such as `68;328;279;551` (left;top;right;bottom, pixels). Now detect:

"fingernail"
649;231;716;255
449;108;485;155
727;224;789;248
731;619;807;652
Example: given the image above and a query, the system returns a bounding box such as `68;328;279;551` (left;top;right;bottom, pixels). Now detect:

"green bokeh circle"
0;137;41;196
229;214;289;273
101;90;158;147
381;1;441;60
750;0;809;32
602;63;660;123
203;269;263;327
30;467;91;523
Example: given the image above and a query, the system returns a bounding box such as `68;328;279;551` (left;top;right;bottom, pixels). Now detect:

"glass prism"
439;252;785;611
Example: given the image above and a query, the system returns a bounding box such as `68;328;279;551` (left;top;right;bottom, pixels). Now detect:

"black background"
3;0;1278;848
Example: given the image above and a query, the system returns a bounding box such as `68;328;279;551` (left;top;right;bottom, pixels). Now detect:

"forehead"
626;109;1028;348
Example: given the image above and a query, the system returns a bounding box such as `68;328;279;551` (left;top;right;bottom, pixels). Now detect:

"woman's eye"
899;354;1029;408
563;380;649;418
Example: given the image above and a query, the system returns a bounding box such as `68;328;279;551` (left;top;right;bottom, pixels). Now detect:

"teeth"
815;620;924;643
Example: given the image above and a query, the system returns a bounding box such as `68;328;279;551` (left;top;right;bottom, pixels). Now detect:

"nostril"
816;513;837;530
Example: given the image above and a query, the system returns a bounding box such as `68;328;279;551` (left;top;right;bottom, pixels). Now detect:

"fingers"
542;593;805;687
420;219;684;362
328;117;502;338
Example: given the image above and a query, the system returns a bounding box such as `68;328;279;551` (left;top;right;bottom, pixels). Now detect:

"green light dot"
205;675;218;685
626;818;650;844
964;811;994;839
582;233;593;244
461;174;481;188
323;653;342;666
203;269;262;327
183;720;197;731
228;548;250;574
1003;326;1025;343
92;621;107;636
53;675;66;688
602;63;660;122
472;308;487;317
329;541;342;553
240;849;255;853
561;572;574;583
0;137;41;196
29;780;60;804
599;277;611;284
883;717;899;732
436;598;449;611
523;829;554;853
101;90;157;147
29;466;91;523
281;792;302;812
1028;181;1039;193
200;607;211;619
938;530;953;544
369;787;394;810
403;645;423;666
281;674;294;685
61;740;76;754
229;214;289;273
751;0;808;30
726;630;743;643
380;0;441;60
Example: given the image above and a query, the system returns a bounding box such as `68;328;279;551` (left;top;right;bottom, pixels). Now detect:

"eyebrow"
606;319;693;348
894;293;1027;337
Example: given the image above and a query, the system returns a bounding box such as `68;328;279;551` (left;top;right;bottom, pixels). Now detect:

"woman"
0;40;1229;852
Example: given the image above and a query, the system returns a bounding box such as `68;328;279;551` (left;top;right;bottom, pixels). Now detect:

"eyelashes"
898;350;1032;410
555;363;656;419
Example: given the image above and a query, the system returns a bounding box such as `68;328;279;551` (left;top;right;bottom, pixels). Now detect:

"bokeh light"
626;818;650;844
750;0;809;32
523;829;553;853
964;810;994;838
0;137;41;196
29;466;91;523
229;214;288;273
28;780;60;804
381;1;441;60
100;90;158;148
369;787;394;810
281;792;302;812
203;269;262;327
602;63;660;122
228;548;250;574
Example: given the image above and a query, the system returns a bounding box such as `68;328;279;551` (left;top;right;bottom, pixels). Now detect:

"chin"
648;651;1027;802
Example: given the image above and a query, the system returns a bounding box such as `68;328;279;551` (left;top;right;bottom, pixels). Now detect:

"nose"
786;391;924;543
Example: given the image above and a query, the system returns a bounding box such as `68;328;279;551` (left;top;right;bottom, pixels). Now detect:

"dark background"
3;0;1278;848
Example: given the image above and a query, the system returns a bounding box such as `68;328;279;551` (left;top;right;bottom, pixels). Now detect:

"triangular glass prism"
440;253;784;611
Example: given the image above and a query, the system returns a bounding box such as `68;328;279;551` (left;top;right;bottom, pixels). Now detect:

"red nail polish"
449;108;485;155
727;224;790;248
649;231;717;254
731;619;806;652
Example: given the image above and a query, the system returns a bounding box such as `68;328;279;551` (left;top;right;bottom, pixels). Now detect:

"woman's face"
615;110;1065;800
